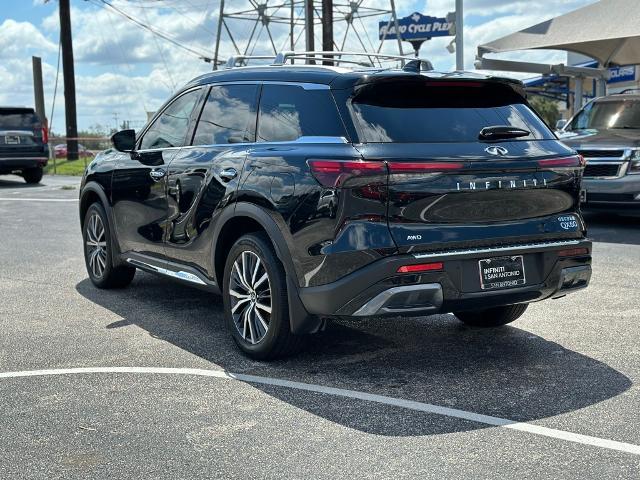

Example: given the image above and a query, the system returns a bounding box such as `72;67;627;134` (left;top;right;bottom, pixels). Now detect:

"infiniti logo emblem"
485;146;509;156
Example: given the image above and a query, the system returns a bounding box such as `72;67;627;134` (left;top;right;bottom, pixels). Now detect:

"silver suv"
558;91;640;215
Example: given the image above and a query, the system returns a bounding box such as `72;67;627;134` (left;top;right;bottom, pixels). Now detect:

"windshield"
349;80;553;143
568;99;640;130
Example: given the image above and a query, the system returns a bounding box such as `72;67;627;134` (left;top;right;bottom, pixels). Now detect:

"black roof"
186;65;524;91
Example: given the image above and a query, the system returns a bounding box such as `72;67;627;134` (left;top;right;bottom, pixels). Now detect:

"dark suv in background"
79;53;592;359
558;91;640;215
0;107;48;183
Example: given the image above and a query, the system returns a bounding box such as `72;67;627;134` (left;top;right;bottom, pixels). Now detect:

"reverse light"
397;262;444;273
308;159;386;187
558;247;589;257
538;155;584;168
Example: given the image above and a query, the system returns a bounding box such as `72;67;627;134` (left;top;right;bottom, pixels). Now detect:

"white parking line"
0;197;78;202
1;366;638;456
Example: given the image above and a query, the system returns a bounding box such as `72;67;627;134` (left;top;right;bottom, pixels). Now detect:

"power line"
93;0;213;61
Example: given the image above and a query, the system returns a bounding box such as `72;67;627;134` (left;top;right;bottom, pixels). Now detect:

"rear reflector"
308;159;386;187
558;247;589;257
397;262;444;273
388;162;464;173
538;156;584;168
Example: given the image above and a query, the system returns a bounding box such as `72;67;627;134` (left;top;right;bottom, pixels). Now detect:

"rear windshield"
349;81;553;143
0;109;39;129
568;99;640;130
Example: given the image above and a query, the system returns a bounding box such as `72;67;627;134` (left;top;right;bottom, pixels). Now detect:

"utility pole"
455;0;464;70
213;0;224;70
32;57;46;126
321;0;333;65
305;0;314;63
59;0;78;160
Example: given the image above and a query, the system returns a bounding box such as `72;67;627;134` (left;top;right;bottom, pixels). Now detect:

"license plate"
479;255;526;290
4;136;19;144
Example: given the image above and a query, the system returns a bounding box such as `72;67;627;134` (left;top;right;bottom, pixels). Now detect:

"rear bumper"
298;239;592;317
0;156;48;172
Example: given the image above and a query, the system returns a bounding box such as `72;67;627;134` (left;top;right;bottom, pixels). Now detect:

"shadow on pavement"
0;177;39;188
583;212;640;246
76;274;631;436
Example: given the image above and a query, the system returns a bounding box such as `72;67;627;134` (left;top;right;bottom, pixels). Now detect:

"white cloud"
3;0;598;132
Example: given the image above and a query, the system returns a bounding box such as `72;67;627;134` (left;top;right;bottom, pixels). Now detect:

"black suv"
79;56;592;359
0;107;49;183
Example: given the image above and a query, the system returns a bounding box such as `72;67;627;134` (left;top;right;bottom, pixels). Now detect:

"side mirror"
111;129;136;152
555;119;568;131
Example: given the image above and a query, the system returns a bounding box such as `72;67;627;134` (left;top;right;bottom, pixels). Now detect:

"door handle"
149;168;166;182
219;167;238;182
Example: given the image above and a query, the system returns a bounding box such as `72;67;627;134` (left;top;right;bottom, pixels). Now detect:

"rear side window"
350;81;553;143
192;84;258;145
257;85;346;142
0;109;39;129
140;89;201;150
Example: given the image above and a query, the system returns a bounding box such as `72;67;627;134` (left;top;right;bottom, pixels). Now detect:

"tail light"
397;262;444;273
558;247;589;257
37;126;48;144
308;159;386;188
538;155;584;168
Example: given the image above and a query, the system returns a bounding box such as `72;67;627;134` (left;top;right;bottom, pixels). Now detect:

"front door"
164;83;260;277
111;87;204;257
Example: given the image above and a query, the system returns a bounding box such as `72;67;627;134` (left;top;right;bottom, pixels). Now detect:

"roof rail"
273;51;434;71
224;55;277;69
616;88;640;95
222;51;434;71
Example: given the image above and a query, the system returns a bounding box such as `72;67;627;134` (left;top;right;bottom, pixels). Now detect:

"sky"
0;0;597;135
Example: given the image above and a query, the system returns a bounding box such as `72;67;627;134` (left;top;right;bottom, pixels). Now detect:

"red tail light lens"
538;156;584;168
387;162;464;173
308;160;386;187
397;262;443;273
558;247;589;257
42;127;48;144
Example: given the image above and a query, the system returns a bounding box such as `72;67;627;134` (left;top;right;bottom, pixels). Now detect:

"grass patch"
44;158;90;176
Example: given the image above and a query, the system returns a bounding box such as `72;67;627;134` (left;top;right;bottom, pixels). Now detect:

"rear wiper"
610;125;640;129
478;125;531;141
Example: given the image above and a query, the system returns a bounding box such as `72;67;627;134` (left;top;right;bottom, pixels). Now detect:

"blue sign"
608;65;635;84
379;12;453;41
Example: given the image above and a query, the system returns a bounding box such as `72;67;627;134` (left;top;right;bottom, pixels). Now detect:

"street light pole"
455;0;464;70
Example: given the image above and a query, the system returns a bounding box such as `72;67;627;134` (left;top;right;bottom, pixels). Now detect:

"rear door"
164;83;260;275
0;108;45;158
349;79;585;253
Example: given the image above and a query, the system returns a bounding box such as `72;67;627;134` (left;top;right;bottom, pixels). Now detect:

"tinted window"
257;85;346;142
350;81;553;143
192;84;258;145
569;99;640;130
140;89;201;150
0;109;39;129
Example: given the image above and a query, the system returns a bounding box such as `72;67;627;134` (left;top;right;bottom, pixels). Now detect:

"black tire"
23;167;43;184
222;232;305;360
83;202;136;289
454;303;529;328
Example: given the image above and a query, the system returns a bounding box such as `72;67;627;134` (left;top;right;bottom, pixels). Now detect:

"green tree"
528;96;561;128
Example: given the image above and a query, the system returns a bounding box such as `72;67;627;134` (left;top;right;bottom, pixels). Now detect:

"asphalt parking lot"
1;174;639;478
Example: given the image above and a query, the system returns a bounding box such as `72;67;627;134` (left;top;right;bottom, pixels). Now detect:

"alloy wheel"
229;250;272;344
85;212;107;278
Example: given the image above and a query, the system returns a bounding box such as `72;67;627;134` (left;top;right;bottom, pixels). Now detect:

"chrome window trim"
412;239;583;260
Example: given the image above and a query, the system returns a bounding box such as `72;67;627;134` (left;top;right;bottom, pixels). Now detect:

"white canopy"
478;0;640;67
